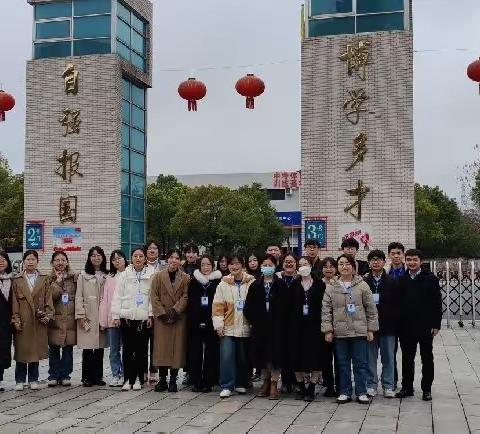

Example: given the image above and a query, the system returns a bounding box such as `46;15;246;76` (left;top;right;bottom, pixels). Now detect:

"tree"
0;154;23;250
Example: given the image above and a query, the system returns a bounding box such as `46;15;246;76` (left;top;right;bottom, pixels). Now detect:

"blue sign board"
276;211;302;227
304;218;327;248
25;223;43;250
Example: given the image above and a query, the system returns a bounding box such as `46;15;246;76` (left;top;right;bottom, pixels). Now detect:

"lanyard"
264;281;272;301
235;282;242;300
202;282;210;297
340;281;353;300
372;276;381;292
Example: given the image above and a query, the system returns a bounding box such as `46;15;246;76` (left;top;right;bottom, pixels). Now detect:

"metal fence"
430;260;480;327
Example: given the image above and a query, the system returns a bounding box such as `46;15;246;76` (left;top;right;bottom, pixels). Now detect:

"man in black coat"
341;238;369;276
395;249;442;401
304;238;323;280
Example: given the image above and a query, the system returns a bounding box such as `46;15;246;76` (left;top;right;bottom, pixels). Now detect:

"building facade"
301;0;415;258
24;0;152;271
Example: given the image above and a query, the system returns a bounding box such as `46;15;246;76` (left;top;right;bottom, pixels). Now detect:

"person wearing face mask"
0;251;13;391
244;255;289;400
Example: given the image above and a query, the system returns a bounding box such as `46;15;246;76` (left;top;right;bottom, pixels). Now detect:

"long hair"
109;249;128;276
84;246;108;275
0;251;12;275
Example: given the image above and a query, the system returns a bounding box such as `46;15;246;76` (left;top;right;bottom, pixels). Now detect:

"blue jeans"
15;362;39;384
334;337;368;397
108;327;123;378
219;336;248;391
48;345;73;381
366;335;396;391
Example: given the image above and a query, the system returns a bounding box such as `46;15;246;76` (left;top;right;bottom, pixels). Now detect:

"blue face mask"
261;266;276;276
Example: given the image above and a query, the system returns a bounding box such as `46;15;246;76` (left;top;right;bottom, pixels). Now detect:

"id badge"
61;293;69;305
201;296;209;307
265;302;270;312
135;293;145;306
347;303;356;314
372;293;380;305
303;304;309;316
236;299;244;311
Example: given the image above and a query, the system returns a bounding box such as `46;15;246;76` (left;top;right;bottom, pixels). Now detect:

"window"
34;41;72;59
36;21;70;40
73;38;111;55
311;0;352;15
74;0;111;16
356;0;404;14
131;129;145;153
266;189;286;201
309;17;354;37
121;171;130;195
356;12;404;33
121;147;130;171
131;221;145;244
130;152;145;175
131;174;145;198
121;195;130;218
35;2;72;20
131;198;145;220
74;15;111;38
131;106;145;131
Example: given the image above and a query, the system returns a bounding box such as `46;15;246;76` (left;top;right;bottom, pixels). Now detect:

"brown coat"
151;269;189;368
48;272;77;347
75;272;108;350
11;272;54;363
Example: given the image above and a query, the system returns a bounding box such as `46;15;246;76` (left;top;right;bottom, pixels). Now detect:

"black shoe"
168;377;178;393
280;383;292;394
323;387;337;398
395;389;414;398
422;391;432;401
295;382;306;400
154;377;168;392
82;380;93;387
202;386;213;393
95;380;106;386
191;385;202;393
304;383;315;402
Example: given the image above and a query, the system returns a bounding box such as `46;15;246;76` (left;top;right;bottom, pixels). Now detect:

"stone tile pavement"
0;322;479;433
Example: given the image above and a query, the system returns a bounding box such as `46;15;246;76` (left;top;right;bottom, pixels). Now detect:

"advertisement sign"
53;227;82;252
304;216;327;249
25;221;44;250
276;211;302;228
273;171;301;189
339;224;373;251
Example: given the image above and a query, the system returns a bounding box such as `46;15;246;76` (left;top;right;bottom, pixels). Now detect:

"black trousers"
399;334;434;393
82;349;104;383
158;367;179;379
188;328;219;388
322;340;339;390
121;319;149;385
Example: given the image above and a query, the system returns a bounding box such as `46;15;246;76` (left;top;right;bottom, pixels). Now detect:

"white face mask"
298;266;312;277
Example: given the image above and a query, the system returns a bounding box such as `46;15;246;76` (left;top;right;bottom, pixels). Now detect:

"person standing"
386;242;407;278
112;247;154;391
76;246;108;387
99;249;128;387
322;254;378;404
12;250;53;390
304;239;323;280
266;244;282;271
216;255;230;276
341;238;369;276
151;249;190;393
396;249;442;402
246;253;262;279
187;255;222;392
363;250;399;398
0;251;13;391
47;252;77;387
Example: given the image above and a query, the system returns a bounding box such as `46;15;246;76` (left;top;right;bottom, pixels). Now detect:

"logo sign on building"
339;223;373;251
273;171;301;189
25;221;44;250
53;227;82;252
276;211;302;228
304;216;327;249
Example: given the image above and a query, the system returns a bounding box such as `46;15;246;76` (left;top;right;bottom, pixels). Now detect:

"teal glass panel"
131;52;146;71
131;129;145;153
131;30;145;55
308;16;354;36
117;2;130;24
117;41;130;61
74;0;111;16
122;100;130;124
131;13;146;35
36;21;70;40
121;195;130;218
74;15;111;38
34;41;71;59
130;152;145;175
121;147;130;171
131;221;145;243
35;2;72;20
121;243;130;257
121;219;130;243
122;78;130;100
357;0;404;14
121;171;130;195
131;197;144;220
121;123;130;146
310;0;352;15
131;83;145;108
73;38;111;55
357;12;404;33
131;106;145;131
131;174;145;198
117;18;130;44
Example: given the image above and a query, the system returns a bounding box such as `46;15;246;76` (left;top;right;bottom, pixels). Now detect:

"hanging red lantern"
0;90;15;122
178;78;207;111
235;73;265;109
467;58;480;94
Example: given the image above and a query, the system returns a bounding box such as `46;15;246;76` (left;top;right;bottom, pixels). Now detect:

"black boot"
295;382;306;400
304;382;315;402
168;376;178;393
154;377;168;392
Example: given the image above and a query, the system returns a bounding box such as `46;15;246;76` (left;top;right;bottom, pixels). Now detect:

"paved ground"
0;322;479;433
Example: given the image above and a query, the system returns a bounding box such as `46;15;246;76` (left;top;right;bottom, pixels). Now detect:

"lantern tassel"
188;100;198;111
0;111;4;122
246;97;255;109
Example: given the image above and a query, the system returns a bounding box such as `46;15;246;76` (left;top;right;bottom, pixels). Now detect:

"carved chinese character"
62;64;79;95
59;109;81;136
59;195;78;224
343;89;369;125
344;180;370;221
339;41;371;81
346;133;368;171
55;150;83;183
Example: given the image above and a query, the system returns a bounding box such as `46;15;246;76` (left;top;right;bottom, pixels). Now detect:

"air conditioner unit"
285;188;293;196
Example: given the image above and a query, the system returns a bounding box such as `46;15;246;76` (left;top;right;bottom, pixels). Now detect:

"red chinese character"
290;172;299;189
281;172;290;188
273;172;281;188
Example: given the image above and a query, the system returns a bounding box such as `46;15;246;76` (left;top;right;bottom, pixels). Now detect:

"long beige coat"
11;272;54;363
48;272;77;347
75;272;108;349
151;269;189;368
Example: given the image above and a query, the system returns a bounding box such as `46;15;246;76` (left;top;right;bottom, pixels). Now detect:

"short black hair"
0;251;13;274
260;254;278;266
198;254;215;269
304;238;321;248
320;257;337;269
367;249;386;262
341;238;359;250
405;248;423;261
51;251;69;263
336;254;357;270
280;253;298;270
145;240;160;250
109;249;128;275
85;246;108;275
388;242;405;253
23;250;39;261
183;243;199;255
266;243;282;250
166;248;182;259
227;255;245;267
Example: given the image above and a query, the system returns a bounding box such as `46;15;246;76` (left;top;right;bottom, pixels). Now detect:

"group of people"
0;237;442;406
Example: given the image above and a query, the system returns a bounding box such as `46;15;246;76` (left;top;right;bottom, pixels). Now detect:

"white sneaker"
336;394;351;404
116;377;124;387
122;381;132;391
234;387;246;394
367;387;377;397
132;380;142;391
220;389;232;398
149;372;159;382
47;379;58;387
357;394;370;404
30;382;40;390
109;377;119;387
384;389;395;398
15;383;24;391
61;379;71;386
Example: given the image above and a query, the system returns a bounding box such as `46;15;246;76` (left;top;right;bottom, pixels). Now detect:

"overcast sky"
0;0;479;201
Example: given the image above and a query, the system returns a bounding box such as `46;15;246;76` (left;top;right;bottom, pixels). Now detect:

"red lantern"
0;90;15;122
467;58;480;94
235;73;265;109
178;78;207;111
